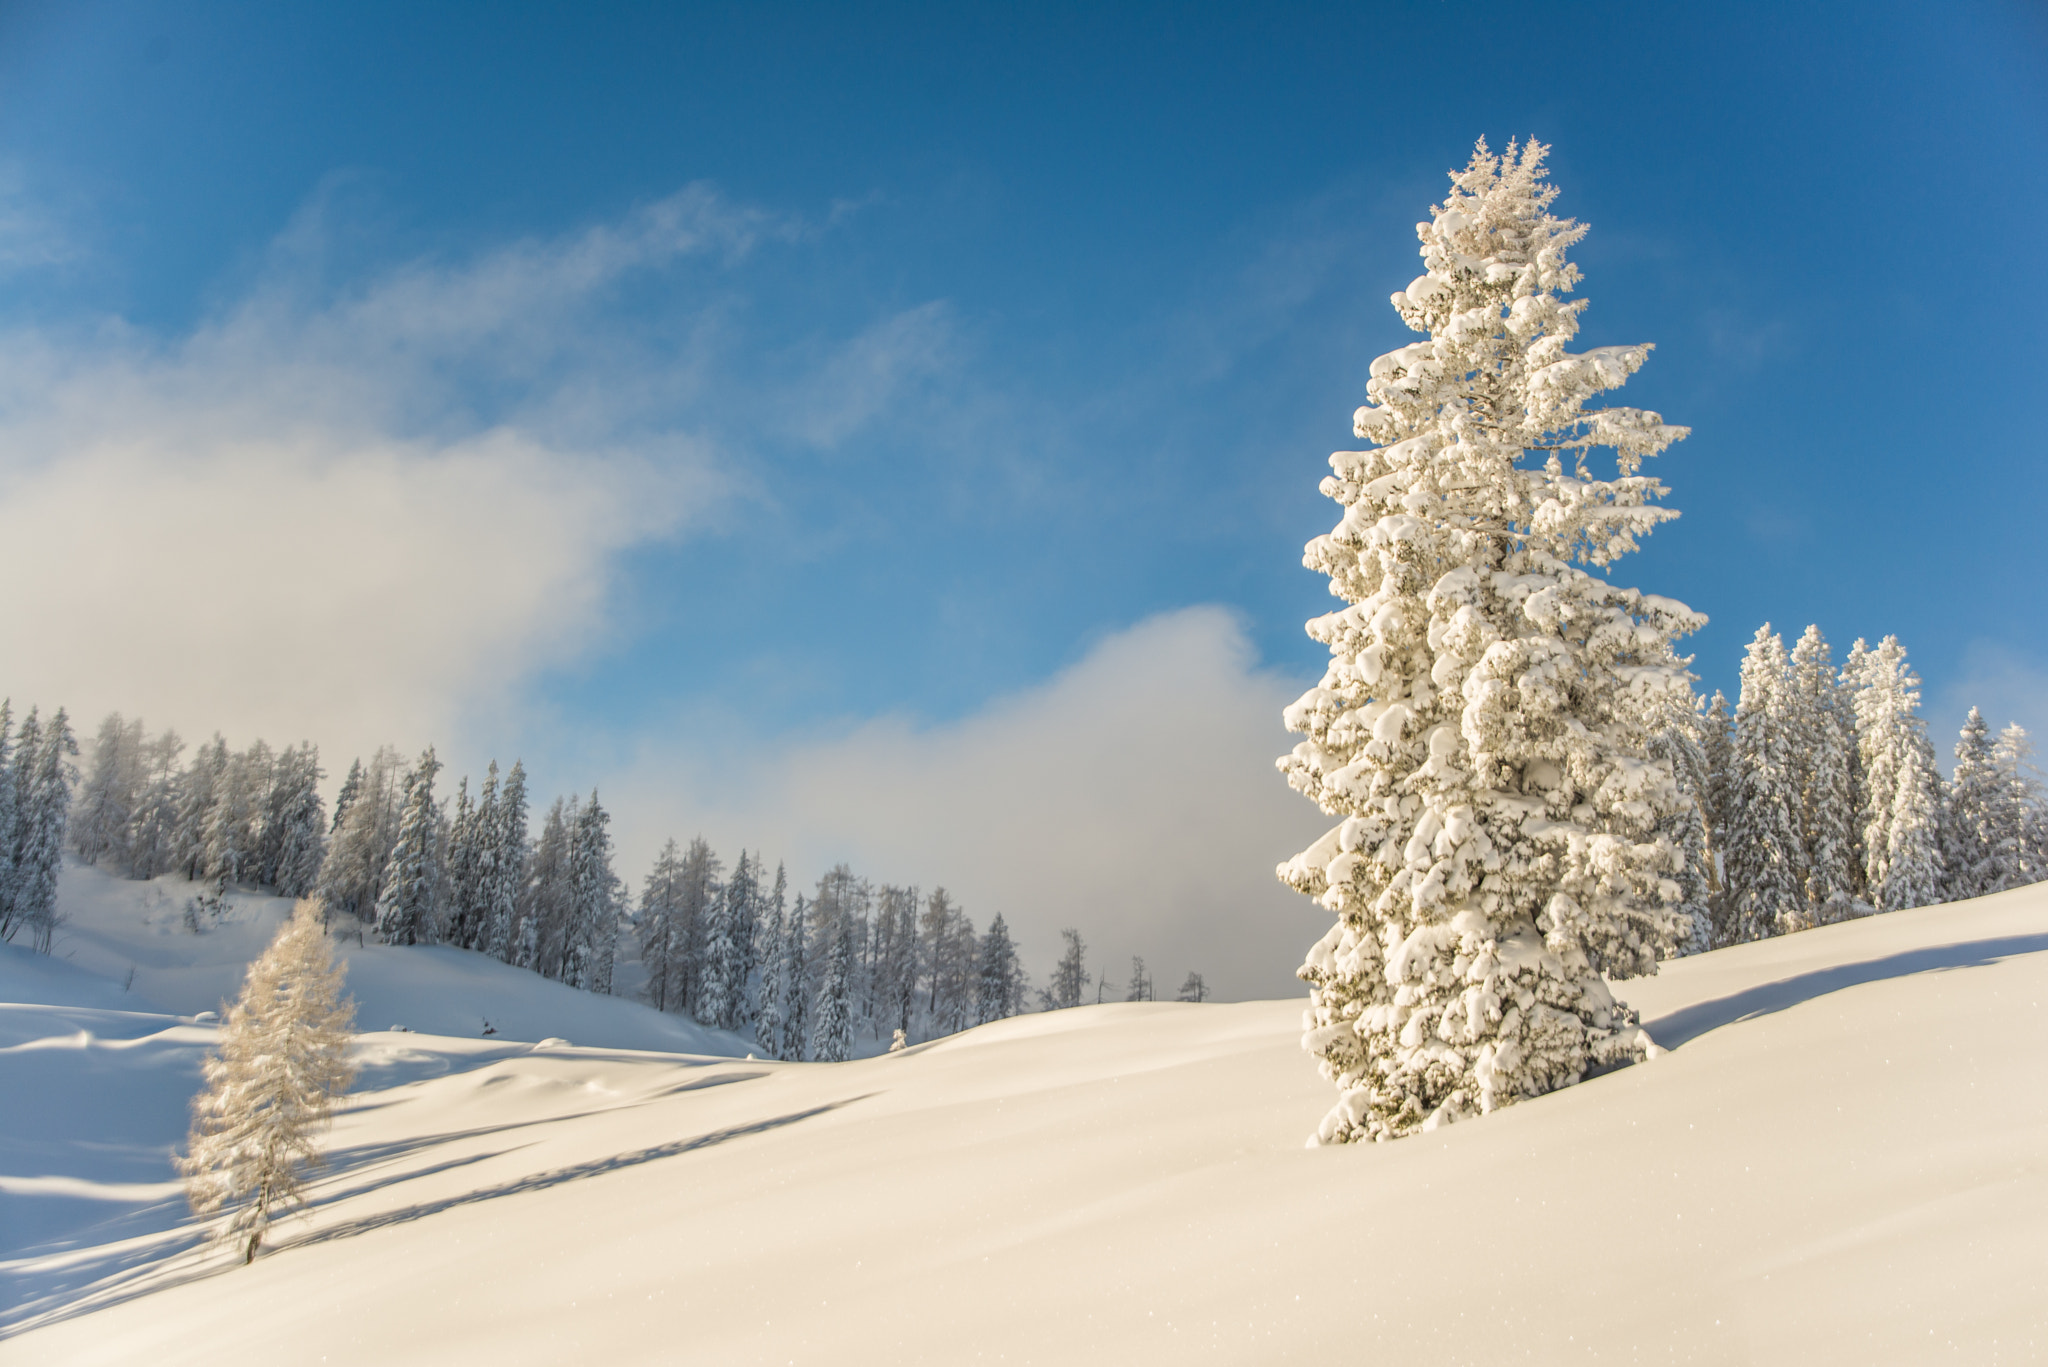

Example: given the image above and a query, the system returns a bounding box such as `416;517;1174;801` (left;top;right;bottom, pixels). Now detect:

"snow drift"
3;870;2044;1363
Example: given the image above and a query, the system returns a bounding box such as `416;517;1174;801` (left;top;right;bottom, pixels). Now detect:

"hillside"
3;874;2044;1363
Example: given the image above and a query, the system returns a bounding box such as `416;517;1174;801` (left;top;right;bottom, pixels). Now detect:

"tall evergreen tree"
0;703;19;925
484;761;530;963
174;734;230;882
781;892;810;1061
672;837;723;1013
809;913;854;1063
753;864;787;1055
872;884;920;1040
974;912;1024;1024
1647;696;1715;956
562;792;619;993
264;744;327;897
330;758;365;836
700;850;757;1031
1277;141;1696;1142
125;728;186;880
1787;626;1859;925
525;796;577;977
375;748;444;946
4;707;75;952
202;740;268;889
72;713;145;868
1943;708;2015;901
1845;637;1944;912
1997;725;2048;884
1723;627;1806;942
638;838;687;1011
316;747;402;925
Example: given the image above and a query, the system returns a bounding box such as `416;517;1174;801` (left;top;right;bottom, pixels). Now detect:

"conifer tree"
639;838;687;1011
1943;708;2012;900
1647;696;1715;955
671;836;722;1013
0;702;18;926
1176;971;1209;1003
330;758;364;836
124;728;186;880
441;777;480;948
179;899;357;1264
1845;637;1944;912
4;707;75;952
484;761;529;962
526;796;576;977
699;851;756;1030
316;747;402;925
1278;140;1698;1142
562;792;619;993
1997;725;2048;884
73;713;144;868
203;740;268;889
781;892;810;1060
251;743;325;896
1724;627;1805;942
1699;690;1736;930
810;914;854;1062
173;734;229;882
974;913;1020;1024
1787;626;1859;924
753;864;787;1055
375;748;443;946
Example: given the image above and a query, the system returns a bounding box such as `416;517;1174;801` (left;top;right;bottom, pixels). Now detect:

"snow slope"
5;882;2046;1363
42;859;754;1052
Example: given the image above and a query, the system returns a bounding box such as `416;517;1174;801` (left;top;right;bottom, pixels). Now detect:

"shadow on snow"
1643;932;2048;1050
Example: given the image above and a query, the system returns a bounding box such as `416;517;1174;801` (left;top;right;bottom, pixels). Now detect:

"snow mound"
4;881;2046;1362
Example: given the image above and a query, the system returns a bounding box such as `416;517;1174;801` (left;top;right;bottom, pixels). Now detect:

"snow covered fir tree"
1278;139;1705;1143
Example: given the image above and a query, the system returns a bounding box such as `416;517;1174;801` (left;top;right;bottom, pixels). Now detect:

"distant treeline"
3;706;1210;1051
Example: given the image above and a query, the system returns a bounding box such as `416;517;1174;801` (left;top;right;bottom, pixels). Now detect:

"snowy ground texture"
3;866;2044;1363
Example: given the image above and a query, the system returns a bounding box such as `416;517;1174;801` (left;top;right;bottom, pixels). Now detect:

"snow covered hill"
4;877;2045;1363
40;859;755;1052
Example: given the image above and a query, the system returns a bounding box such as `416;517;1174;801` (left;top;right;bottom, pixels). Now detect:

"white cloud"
0;188;762;763
604;607;1333;1002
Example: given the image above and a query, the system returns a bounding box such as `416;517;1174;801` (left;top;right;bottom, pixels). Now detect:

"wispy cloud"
0;182;892;763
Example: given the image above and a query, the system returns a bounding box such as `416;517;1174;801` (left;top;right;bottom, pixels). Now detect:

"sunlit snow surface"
4;866;2045;1363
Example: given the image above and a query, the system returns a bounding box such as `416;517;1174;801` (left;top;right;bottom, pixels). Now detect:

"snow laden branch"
1278;138;1703;1143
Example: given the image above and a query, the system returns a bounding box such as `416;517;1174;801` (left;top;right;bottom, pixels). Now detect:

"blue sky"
2;1;2043;995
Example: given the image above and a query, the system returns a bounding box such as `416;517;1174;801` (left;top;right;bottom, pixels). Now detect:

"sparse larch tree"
1278;140;1697;1143
179;899;357;1264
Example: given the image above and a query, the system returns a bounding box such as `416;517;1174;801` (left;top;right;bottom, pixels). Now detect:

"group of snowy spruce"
2;716;1198;1058
1275;138;2044;1145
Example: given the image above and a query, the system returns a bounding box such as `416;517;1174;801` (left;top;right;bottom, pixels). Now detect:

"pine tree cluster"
1665;625;2044;949
643;847;1040;1060
64;713;326;901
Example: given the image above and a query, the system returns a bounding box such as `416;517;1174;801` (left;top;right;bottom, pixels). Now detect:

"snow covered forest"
0;704;1207;1056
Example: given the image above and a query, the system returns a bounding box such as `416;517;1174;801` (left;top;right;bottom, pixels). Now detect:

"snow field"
5;883;2046;1363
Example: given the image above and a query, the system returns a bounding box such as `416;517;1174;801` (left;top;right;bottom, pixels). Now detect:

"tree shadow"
2;1092;864;1339
278;1095;870;1252
1643;932;2048;1050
